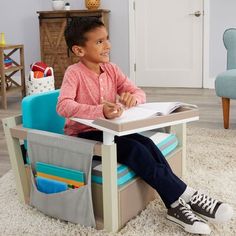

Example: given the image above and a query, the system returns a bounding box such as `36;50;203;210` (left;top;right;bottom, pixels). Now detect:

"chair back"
22;90;65;134
223;28;236;70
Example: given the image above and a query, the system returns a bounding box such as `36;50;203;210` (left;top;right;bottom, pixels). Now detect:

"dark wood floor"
1;88;236;177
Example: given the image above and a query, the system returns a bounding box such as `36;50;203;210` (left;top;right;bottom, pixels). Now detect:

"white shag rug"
0;127;235;236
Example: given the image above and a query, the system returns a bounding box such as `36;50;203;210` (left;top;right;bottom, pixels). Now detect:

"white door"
134;0;203;87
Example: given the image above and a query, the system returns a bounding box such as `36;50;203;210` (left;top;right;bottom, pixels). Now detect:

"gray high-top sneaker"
167;198;211;235
189;191;234;223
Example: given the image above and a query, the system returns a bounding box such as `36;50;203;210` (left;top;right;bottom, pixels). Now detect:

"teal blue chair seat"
215;28;236;129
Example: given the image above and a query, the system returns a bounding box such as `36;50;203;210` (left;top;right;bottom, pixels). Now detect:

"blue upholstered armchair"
215;28;236;129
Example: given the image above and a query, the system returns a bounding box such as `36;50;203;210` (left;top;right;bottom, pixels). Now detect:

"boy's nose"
105;40;111;49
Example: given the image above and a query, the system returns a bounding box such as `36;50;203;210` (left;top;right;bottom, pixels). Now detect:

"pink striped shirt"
56;62;146;136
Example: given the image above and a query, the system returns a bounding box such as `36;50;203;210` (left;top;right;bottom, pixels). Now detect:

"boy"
57;17;233;234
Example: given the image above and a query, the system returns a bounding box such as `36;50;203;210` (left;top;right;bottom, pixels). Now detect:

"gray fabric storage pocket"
30;171;94;226
27;129;97;227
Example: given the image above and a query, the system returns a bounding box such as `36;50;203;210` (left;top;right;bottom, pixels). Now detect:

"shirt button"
101;87;103;91
101;96;103;100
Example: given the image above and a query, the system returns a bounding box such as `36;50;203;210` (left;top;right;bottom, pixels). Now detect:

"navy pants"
78;131;187;208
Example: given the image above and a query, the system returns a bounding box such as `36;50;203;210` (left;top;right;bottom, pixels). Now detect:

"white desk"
71;108;199;232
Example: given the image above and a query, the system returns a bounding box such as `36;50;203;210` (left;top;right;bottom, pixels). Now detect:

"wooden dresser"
37;10;110;88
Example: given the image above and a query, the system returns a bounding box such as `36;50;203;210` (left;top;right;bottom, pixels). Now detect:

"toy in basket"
26;61;55;96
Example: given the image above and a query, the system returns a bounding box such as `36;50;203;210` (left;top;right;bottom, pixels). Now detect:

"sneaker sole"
194;211;233;224
194;212;217;223
167;215;211;235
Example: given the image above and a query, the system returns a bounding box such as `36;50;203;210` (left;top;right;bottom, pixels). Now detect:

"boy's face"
73;26;111;65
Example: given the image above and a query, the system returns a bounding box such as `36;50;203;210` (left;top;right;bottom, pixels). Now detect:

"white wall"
0;0;130;76
0;0;41;75
209;0;236;78
1;0;236;85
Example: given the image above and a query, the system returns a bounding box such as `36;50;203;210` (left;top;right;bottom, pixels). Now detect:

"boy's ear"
72;45;85;57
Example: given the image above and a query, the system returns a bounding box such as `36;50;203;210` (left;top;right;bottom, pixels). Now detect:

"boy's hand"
103;101;123;119
119;92;137;108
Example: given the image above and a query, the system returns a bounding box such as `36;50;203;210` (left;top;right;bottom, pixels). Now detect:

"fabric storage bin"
92;148;183;230
26;69;55;96
91;132;181;230
27;129;97;227
92;177;156;230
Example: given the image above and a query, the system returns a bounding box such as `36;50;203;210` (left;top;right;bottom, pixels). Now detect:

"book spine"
36;162;84;182
37;172;84;188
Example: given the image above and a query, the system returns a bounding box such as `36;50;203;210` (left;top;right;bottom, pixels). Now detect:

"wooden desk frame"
2;109;199;233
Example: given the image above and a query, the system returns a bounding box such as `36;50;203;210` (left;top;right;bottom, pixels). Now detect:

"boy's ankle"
171;186;196;208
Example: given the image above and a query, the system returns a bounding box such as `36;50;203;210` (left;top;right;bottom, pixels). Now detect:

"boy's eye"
97;40;103;44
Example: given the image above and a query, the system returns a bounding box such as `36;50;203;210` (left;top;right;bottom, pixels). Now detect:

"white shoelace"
190;191;218;214
179;198;202;222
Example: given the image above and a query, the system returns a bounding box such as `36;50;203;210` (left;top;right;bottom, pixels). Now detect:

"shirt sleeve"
56;67;105;119
114;64;146;104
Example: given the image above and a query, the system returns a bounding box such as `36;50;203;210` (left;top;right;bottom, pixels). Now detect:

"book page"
138;102;197;115
138;102;180;115
109;102;198;124
111;106;158;123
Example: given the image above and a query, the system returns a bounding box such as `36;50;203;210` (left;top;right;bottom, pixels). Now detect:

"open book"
111;102;197;124
71;101;199;132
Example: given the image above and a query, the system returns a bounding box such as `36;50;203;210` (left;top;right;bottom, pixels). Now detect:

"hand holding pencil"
103;100;123;119
102;92;137;119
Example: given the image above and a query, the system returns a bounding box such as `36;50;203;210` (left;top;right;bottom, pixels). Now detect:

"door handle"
189;11;201;17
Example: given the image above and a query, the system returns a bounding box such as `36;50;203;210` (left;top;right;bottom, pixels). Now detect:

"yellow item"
0;33;6;45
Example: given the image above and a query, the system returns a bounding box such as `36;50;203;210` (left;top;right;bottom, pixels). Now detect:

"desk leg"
2;116;30;204
172;123;187;177
102;132;119;232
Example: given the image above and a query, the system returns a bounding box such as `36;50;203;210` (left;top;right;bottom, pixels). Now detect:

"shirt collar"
78;61;105;78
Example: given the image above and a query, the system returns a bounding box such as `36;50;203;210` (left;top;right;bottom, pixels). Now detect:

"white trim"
129;0;210;88
128;0;136;83
205;77;215;89
203;0;210;88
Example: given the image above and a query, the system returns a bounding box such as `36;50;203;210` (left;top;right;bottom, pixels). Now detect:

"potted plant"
52;0;65;10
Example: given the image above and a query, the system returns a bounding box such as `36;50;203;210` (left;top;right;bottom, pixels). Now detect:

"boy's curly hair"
64;17;105;52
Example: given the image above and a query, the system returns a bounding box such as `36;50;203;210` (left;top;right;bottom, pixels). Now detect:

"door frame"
128;0;211;88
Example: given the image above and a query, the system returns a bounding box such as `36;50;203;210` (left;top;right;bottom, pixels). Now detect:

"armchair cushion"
215;69;236;99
